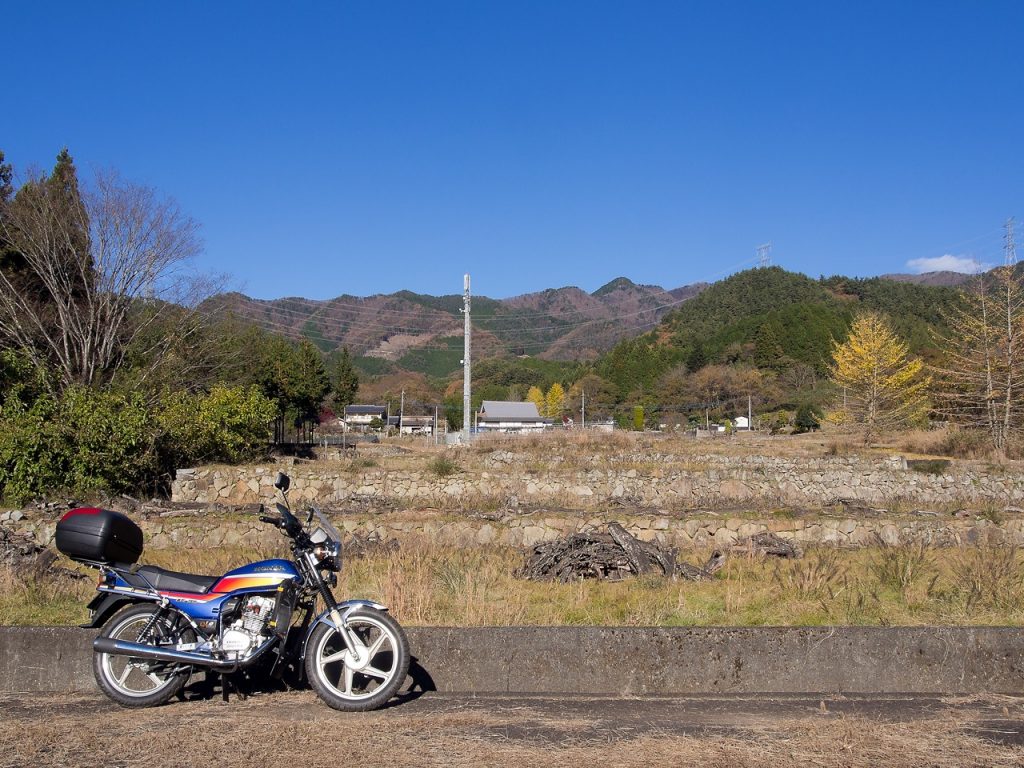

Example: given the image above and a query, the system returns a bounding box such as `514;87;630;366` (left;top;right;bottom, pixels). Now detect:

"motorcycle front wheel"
305;608;410;711
93;603;193;707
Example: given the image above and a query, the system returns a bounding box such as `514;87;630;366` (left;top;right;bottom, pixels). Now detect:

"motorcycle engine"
220;595;277;657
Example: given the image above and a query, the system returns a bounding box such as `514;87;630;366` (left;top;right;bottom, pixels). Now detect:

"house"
386;415;435;435
734;416;750;430
476;401;549;433
344;404;387;431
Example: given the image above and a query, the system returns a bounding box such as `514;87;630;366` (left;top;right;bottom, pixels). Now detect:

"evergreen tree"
4;148;91;305
830;312;930;440
0;150;11;204
686;342;708;372
331;346;359;410
290;339;331;424
0;150;17;313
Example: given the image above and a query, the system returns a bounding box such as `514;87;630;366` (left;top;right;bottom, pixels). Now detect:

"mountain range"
208;270;969;378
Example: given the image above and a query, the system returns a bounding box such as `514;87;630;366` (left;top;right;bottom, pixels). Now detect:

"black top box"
56;508;144;565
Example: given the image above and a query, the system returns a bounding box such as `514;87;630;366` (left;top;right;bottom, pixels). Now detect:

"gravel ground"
1;690;1023;767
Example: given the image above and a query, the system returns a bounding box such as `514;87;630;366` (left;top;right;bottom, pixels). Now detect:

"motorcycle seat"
123;565;219;594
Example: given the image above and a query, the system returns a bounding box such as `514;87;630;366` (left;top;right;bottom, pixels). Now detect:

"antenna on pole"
1005;218;1017;267
462;273;472;437
756;242;773;268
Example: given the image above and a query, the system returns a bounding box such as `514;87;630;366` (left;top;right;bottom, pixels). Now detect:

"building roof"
387;415;434;425
478;401;544;420
345;405;387;416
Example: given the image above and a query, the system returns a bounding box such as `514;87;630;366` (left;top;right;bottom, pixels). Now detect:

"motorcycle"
55;471;410;711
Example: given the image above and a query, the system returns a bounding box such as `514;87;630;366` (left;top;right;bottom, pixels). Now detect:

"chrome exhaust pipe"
93;636;274;671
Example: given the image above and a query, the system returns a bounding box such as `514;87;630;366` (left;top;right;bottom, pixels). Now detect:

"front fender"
300;599;388;661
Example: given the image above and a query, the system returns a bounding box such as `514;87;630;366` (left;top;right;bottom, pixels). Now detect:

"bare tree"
0;169;206;391
932;267;1024;453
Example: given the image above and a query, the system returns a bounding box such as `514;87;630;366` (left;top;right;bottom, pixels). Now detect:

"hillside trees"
566;373;618;422
931;266;1024;453
829;312;930;440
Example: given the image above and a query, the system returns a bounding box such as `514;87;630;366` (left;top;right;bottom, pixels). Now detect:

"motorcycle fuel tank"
210;559;301;594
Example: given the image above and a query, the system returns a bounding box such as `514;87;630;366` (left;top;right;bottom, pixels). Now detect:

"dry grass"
900;427;954;456
0;692;1020;768
9;542;1024;628
0;566;94;626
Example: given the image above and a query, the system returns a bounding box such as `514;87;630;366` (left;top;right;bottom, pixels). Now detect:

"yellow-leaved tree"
526;385;546;416
829;312;930;440
545;382;566;420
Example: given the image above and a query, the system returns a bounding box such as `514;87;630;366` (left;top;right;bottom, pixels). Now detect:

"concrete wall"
4;626;1023;695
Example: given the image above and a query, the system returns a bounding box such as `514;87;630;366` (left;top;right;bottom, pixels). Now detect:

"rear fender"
300;599;388;662
80;592;154;629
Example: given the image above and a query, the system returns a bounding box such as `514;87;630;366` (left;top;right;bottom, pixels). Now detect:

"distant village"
330;400;750;438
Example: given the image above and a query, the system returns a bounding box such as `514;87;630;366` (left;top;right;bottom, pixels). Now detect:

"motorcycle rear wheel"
305;608;410;711
93;603;193;707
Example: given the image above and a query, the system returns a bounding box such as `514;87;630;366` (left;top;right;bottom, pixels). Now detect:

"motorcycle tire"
305;608;410;712
93;603;193;708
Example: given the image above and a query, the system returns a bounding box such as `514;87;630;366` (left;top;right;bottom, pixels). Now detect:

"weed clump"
428;455;461;478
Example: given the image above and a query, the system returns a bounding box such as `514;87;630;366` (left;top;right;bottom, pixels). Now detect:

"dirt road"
1;690;1023;767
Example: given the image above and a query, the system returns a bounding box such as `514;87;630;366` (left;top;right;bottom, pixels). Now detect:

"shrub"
794;404;821;433
0;383;275;503
938;427;992;459
428;455;460;478
157;385;275;468
907;458;950;475
0;386;156;503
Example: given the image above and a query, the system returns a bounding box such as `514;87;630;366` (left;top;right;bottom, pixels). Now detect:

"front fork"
303;552;386;666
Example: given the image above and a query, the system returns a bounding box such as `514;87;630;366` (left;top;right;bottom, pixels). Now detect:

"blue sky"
5;1;1023;300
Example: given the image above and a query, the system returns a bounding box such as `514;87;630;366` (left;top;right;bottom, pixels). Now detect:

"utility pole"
462;273;472;437
433;405;439;446
757;242;772;268
581;390;586;429
748;393;752;431
1006;217;1017;267
399;389;405;435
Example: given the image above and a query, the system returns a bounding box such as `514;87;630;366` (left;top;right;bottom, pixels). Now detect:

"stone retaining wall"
171;454;1024;510
15;508;1024;552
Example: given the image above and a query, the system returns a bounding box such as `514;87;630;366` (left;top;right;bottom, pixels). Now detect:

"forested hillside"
568;267;967;428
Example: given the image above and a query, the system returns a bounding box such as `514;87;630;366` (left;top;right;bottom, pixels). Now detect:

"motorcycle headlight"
313;541;341;571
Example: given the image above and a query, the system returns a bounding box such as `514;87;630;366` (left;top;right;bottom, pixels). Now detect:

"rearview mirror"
274;472;290;492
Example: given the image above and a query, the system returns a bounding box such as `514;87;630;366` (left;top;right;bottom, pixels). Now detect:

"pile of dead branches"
0;527;83;580
732;531;801;558
520;522;725;582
